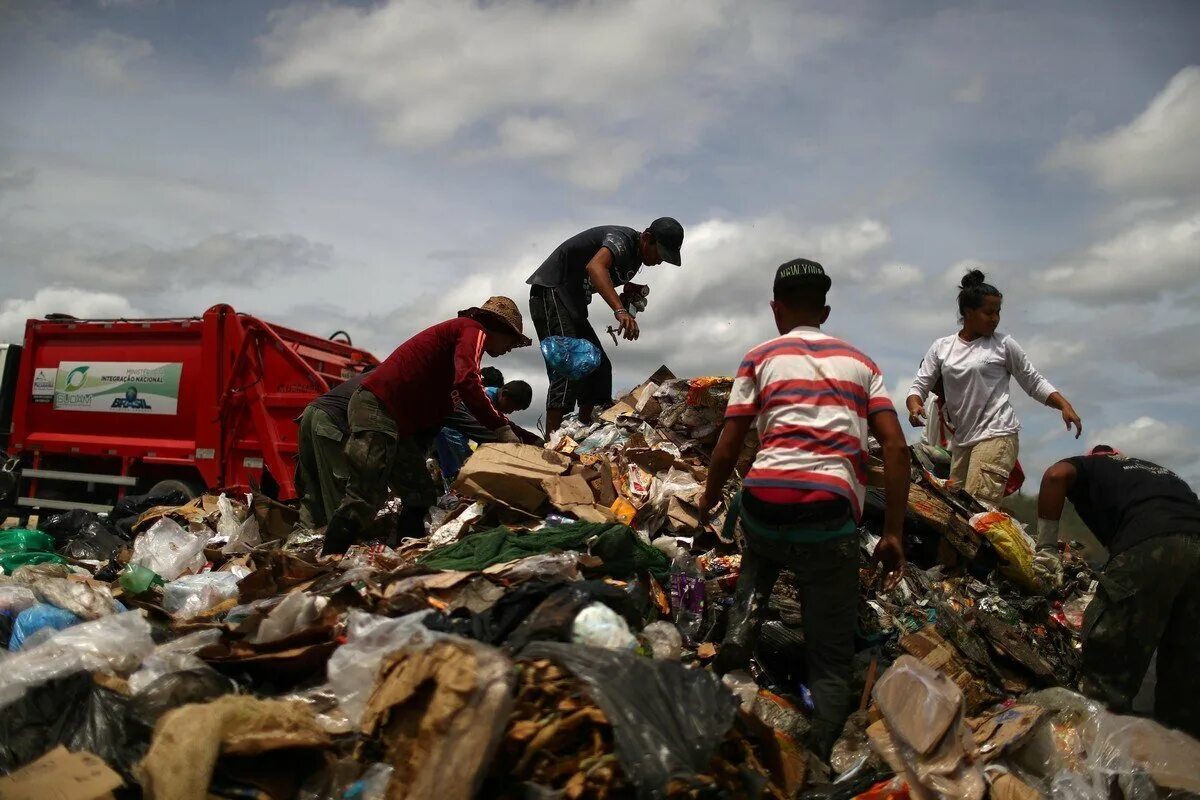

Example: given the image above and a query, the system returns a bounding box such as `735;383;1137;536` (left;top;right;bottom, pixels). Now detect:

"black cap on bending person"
648;217;685;266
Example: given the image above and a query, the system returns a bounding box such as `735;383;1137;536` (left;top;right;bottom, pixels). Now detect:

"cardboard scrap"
454;444;572;513
969;704;1044;761
0;746;122;800
988;772;1041;800
901;625;995;713
137;695;331;800
133;494;223;534
871;654;985;800
361;639;515;800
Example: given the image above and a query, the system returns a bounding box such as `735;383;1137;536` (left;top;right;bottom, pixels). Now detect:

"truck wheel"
146;478;201;501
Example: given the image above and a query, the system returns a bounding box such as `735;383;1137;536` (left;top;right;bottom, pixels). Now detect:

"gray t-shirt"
526;226;643;320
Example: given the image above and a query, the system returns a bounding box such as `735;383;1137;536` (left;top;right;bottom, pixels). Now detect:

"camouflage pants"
327;387;438;535
1081;533;1200;738
295;405;349;529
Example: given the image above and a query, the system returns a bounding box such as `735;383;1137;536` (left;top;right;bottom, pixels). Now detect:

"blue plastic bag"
541;336;602;380
10;603;81;650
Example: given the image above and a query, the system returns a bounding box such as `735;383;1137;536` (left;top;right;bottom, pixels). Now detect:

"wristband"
1036;518;1060;549
614;308;631;318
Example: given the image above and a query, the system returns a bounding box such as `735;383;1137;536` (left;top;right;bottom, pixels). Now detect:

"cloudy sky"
2;0;1198;484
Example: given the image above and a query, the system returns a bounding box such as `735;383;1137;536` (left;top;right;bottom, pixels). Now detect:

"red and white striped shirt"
727;326;895;520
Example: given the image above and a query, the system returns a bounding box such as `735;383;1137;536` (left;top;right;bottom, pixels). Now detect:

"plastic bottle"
669;550;706;643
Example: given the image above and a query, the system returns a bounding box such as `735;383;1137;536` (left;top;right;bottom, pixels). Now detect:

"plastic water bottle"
669;551;706;643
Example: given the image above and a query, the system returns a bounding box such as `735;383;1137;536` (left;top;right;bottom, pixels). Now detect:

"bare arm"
1037;461;1078;524
698;416;755;522
585;247;638;341
867;410;909;587
1045;391;1083;439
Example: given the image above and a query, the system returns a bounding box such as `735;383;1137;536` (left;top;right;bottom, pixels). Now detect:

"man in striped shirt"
699;258;910;758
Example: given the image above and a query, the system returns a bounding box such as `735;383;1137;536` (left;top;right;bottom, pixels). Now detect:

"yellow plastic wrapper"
969;511;1039;593
610;498;637;525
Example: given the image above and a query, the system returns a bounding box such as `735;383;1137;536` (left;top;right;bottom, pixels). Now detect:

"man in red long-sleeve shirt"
321;296;531;555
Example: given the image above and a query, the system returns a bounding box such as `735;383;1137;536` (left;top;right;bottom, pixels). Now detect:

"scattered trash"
0;365;1189;798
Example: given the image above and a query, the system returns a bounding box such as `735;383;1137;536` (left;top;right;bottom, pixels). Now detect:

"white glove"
1032;548;1064;594
493;425;520;444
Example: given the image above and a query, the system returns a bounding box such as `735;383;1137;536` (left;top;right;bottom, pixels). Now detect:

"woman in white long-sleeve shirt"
906;270;1082;504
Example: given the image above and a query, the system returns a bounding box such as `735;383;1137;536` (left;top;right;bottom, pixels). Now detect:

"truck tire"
146;478;201;501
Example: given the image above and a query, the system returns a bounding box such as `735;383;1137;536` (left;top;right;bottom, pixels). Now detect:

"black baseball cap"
648;217;684;265
774;258;831;294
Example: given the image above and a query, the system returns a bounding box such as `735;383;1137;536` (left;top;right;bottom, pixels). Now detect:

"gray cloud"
1048;66;1200;199
62;29;154;91
1;229;334;295
258;0;849;190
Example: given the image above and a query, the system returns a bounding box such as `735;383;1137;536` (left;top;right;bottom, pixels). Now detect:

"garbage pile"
1;367;1197;800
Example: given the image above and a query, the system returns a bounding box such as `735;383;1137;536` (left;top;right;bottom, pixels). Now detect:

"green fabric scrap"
418;521;670;581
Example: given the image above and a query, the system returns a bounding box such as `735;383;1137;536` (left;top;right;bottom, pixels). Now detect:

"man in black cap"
527;217;684;433
698;258;909;759
1033;445;1200;736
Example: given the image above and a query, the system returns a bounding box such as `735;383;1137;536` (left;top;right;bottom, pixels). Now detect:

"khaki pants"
949;433;1018;505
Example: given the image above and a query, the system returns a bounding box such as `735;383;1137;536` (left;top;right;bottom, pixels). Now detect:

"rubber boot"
713;547;781;675
320;513;360;556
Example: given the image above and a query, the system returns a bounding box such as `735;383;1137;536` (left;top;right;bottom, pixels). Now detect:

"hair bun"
960;268;986;289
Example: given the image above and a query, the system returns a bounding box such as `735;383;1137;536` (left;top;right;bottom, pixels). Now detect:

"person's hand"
1032;547;1064;593
617;311;639;341
697;489;720;527
1061;406;1083;439
493;425;520;444
906;397;927;428
871;533;906;590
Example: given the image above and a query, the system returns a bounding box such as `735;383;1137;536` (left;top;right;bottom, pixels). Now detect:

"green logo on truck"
64;366;89;391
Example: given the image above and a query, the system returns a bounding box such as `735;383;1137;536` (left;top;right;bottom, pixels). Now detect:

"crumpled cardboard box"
454;444;615;522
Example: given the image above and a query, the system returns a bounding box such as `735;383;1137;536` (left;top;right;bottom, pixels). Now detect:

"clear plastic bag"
1014;687;1200;797
0;610;154;709
29;576;122;619
499;551;581;583
162;568;248;619
326;610;453;728
0;584;38;615
540;335;602;380
571;603;637;650
249;592;327;644
640;620;683;661
128;628;224;695
217;493;262;554
130;518;207;580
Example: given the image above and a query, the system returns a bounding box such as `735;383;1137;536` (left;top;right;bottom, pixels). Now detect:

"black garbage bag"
0;673;142;777
37;509;127;561
423;579;645;650
520;641;739;799
423;579;565;645
128;668;239;728
505;580;645;650
110;489;189;538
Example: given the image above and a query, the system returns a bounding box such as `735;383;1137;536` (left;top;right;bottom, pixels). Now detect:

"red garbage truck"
0;304;376;515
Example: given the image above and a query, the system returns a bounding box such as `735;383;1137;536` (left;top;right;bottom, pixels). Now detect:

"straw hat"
458;296;532;347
